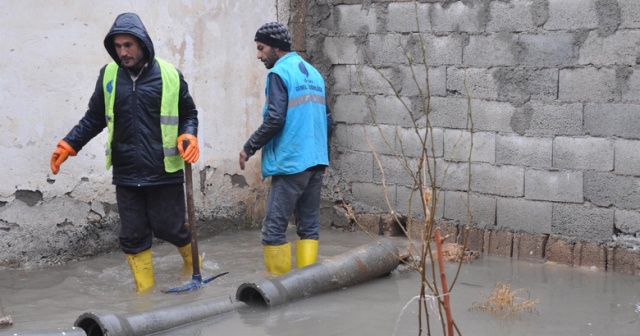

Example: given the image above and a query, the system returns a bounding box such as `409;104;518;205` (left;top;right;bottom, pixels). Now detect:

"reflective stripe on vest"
102;58;183;172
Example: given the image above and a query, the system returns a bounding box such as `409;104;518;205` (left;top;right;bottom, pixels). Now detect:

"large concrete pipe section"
73;297;243;336
0;328;87;336
236;237;400;308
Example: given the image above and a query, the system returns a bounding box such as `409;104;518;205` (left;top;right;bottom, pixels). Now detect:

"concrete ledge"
352;214;640;276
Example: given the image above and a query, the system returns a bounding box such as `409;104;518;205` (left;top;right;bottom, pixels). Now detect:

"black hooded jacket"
63;13;198;186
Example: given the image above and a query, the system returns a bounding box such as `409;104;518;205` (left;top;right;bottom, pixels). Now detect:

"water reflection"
0;229;638;336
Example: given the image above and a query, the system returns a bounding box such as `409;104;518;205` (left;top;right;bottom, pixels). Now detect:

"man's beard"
263;50;279;69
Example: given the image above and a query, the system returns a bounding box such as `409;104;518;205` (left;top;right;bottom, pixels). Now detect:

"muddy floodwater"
1;228;638;336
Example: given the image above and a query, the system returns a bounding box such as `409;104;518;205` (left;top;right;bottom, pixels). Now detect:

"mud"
0;229;638;336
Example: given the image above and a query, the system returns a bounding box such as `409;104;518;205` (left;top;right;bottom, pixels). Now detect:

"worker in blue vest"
50;13;200;292
239;22;333;275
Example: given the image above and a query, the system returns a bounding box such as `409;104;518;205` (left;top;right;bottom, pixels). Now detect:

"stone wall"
302;0;640;273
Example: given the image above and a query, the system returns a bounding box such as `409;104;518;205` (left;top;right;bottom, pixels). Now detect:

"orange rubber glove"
177;134;199;163
50;140;77;174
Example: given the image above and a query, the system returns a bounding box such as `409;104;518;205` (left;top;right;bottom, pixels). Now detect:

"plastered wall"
0;0;288;268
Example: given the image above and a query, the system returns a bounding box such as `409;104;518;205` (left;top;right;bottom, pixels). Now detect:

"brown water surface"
0;229;638;335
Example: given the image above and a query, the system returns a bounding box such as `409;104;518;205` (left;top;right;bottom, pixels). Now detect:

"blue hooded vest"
261;52;329;177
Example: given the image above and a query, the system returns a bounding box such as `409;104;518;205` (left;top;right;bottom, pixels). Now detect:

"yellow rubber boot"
125;249;154;292
263;242;292;276
296;239;319;268
177;243;202;274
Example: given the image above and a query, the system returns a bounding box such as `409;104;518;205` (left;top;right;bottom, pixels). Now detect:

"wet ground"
0;228;639;336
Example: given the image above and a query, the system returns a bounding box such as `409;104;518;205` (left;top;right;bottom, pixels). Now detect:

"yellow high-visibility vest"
102;58;183;172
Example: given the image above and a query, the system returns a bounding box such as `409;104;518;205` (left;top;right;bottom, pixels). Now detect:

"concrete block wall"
304;0;640;265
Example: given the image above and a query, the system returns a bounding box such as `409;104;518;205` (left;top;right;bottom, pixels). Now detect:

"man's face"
114;34;145;71
256;42;278;69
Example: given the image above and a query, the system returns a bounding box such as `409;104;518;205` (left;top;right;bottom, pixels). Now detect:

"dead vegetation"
432;243;480;263
0;298;12;328
470;282;539;318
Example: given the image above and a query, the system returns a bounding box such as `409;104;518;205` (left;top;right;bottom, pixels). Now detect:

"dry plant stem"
435;228;454;336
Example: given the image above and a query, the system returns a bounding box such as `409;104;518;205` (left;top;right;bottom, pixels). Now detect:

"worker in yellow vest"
50;13;200;292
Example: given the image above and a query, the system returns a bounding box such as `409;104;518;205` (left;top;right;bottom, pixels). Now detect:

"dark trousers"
261;170;324;246
116;184;190;254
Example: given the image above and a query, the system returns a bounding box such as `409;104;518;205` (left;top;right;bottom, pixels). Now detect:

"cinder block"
332;95;371;124
395;127;444;159
371;95;414;127
614;139;640;176
521;102;584;137
444;130;496;164
620;0;640;29
574;241;606;270
395;185;443;219
408;34;464;66
471;163;524;197
444;191;496;226
380;214;404;237
367;34;411;64
373;154;420;187
552;204;614;242
447;67;499;100
387;2;430;33
517;33;576;66
351;182;397;212
430;1;485;32
327;203;352;230
545;235;575;266
578;30;640;66
496;134;553;169
458;226;484;253
435;159;471;191
584;171;640;210
471;100;517;133
435;220;459;244
559;68;618;102
513;232;547;260
487;0;537;32
349;65;398;95
585;103;640;139
429;97;470;129
355;213;381;235
608;247;640;275
333;150;374;183
324;36;360;64
400;65;447;97
545;0;599;30
615;209;640;236
464;35;517;67
497;197;552;234
406;218;428;241
494;68;559;104
524;169;583;203
484;230;513;257
622;70;640;103
553;137;614;171
336;4;378;34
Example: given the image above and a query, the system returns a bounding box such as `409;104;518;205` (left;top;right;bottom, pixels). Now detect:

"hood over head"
103;13;155;65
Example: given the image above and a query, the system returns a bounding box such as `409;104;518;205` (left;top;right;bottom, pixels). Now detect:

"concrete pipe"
236;237;400;308
0;328;87;336
74;297;243;336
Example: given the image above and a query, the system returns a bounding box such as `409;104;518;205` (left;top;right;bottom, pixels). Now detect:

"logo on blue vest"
106;80;114;94
298;61;309;77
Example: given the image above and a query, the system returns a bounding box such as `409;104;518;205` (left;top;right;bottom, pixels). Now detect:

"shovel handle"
182;138;200;276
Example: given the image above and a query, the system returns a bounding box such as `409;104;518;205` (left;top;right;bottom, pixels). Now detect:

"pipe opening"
75;317;104;336
237;287;267;307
